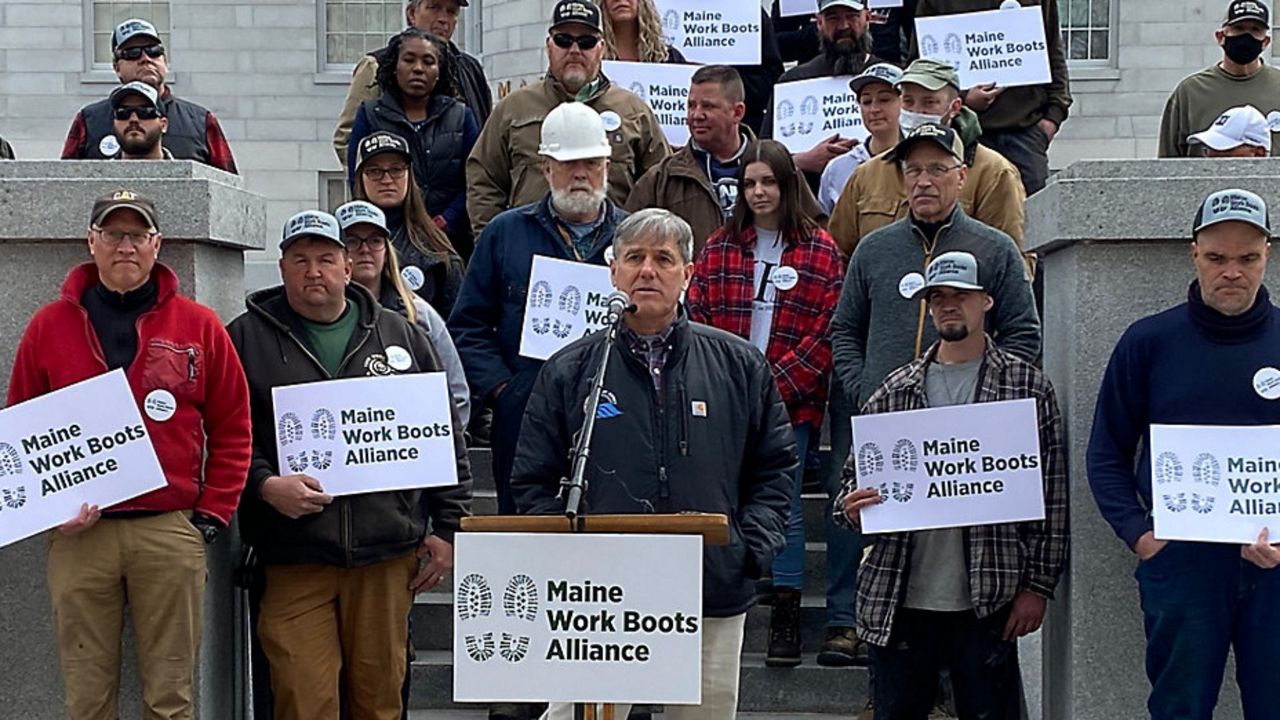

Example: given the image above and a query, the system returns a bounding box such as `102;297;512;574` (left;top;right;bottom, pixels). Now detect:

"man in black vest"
110;82;172;161
333;0;492;167
61;18;238;174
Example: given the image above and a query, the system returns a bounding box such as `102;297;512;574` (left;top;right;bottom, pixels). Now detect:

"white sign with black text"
453;532;703;704
519;256;617;361
652;0;762;65
772;76;870;154
603;61;696;147
271;373;458;497
1150;424;1280;544
913;5;1050;89
852;398;1044;534
0;370;167;549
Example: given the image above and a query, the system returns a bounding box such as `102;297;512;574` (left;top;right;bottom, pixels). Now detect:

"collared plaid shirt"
686;225;844;427
833;339;1069;647
621;321;676;398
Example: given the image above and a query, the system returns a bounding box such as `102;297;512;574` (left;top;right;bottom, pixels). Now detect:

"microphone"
606;290;636;324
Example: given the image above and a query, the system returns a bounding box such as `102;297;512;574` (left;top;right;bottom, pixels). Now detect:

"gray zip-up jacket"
830;206;1040;409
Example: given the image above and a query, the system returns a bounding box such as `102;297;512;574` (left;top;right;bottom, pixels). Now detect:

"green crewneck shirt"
300;303;357;376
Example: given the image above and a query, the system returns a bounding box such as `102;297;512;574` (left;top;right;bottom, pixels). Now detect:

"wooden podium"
460;512;730;720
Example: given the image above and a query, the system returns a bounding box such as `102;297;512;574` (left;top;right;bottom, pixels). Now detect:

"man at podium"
511;208;796;720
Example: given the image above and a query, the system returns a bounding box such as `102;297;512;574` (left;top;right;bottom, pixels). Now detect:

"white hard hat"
539;102;612;162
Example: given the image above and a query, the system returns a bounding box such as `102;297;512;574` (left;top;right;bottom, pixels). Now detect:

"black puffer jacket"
226;283;472;567
511;314;795;617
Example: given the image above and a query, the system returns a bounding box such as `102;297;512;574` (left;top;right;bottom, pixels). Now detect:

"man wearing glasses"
109;81;172;161
61;18;238;173
466;0;668;236
7;189;253;718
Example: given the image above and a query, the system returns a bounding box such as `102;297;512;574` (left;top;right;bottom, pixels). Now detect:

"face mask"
1223;33;1265;65
899;109;945;133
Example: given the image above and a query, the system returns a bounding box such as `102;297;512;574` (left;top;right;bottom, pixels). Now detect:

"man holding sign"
836;251;1066;720
227;210;471;720
1087;188;1280;719
7;189;252;719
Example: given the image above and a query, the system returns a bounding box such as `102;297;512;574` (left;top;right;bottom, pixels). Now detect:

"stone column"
0;160;265;720
1026;158;1280;720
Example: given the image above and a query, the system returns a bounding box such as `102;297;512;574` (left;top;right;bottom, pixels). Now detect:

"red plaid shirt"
686;225;844;427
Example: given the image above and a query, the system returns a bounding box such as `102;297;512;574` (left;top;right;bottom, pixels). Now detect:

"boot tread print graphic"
464;632;495;662
310;450;333;471
856;443;884;477
1190;493;1215;514
0;443;23;477
311;409;337;441
1154;451;1183;485
891;438;918;472
500;632;531;663
1162;492;1187;513
0;485;26;510
530;280;553;309
285;453;309;474
278;413;304;447
557;286;582;315
457;573;493;621
890;481;914;503
1192;453;1221;486
503;574;539;621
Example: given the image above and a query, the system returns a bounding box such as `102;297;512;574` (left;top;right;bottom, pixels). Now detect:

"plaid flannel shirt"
686;225;844;427
832;339;1069;647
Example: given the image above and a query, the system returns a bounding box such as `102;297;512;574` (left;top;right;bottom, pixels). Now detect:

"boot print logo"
458;573;538;664
891;439;919;473
1156;450;1220;515
856;442;884;477
0;485;26;511
280;409;336;475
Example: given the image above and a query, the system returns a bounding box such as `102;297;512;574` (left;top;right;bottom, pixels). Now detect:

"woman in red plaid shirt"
686;139;845;668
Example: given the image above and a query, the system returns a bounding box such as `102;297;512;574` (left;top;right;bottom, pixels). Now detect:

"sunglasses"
113;106;162;121
115;43;165;61
551;32;601;50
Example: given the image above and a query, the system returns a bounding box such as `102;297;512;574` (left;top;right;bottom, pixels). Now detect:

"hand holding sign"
261;473;333;519
840;486;883;528
1241;527;1280;569
794;134;860;174
58;502;101;536
964;83;1004;111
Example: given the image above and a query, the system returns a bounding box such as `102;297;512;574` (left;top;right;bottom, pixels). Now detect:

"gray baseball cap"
335;201;388;233
915;251;985;300
1193;189;1272;236
112;18;161;50
849;63;904;96
281;210;343;251
819;0;867;11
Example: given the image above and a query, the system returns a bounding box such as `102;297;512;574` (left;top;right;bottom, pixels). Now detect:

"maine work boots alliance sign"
453;533;702;705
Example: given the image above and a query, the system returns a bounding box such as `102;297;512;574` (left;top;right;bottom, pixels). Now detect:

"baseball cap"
112;18;161;51
819;0;868;11
899;57;960;92
886;122;965;164
90;189;160;231
850;63;905;96
915;251;985;300
355;131;412;171
1193;189;1271;236
335;201;389;233
1224;0;1270;27
110;81;162;112
1188;105;1277;152
550;0;603;33
280;210;343;251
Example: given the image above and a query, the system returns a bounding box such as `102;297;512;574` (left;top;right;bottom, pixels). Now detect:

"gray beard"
551;187;607;218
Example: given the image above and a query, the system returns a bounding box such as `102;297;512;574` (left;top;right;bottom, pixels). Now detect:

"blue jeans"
821;385;862;628
1137;541;1280;720
771;423;812;591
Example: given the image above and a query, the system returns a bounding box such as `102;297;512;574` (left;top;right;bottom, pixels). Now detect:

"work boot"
817;626;868;667
765;588;802;667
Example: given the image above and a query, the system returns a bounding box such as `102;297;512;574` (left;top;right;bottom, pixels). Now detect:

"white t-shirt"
749;227;785;354
818;143;873;216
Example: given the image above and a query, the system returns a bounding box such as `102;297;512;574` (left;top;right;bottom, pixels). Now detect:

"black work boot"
765;587;803;667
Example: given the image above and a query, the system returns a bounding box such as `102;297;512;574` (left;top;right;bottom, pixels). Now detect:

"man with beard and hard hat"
109;82;172;160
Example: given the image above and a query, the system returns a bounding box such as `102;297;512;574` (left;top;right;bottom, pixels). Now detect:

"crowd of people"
4;0;1280;719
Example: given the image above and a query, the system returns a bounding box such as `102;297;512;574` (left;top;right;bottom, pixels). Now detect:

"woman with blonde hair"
598;0;686;63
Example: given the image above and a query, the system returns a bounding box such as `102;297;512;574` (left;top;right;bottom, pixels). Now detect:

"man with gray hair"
512;208;794;720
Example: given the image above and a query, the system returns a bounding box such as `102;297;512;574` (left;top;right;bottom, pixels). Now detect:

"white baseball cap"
1188;105;1279;153
113;18;161;51
335;201;388;233
281;210;342;250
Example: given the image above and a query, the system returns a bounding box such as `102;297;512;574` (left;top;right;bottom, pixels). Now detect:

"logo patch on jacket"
365;353;393;376
592;390;623;419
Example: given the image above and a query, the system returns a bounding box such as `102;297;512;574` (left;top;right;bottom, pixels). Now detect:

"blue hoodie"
1087;282;1280;548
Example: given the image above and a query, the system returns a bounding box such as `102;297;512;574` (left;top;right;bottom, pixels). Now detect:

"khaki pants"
47;511;208;720
543;613;748;720
258;552;417;720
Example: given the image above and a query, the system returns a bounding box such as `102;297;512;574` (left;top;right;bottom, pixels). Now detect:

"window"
320;171;350;214
1060;0;1110;64
90;1;171;67
321;0;403;71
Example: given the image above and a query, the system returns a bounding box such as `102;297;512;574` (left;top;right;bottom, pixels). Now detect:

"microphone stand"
561;307;630;524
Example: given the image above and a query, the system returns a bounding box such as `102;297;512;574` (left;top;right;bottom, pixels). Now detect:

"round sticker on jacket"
771;266;799;291
600;111;622;132
401;265;425;291
386;345;412;372
144;389;177;422
1254;367;1280;400
899;272;925;299
99;135;121;157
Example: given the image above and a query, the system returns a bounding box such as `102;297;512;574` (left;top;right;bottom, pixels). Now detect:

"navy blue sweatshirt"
1087;282;1280;549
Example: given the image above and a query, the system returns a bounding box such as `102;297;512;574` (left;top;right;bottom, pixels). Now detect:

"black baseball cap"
1225;0;1270;26
886;122;965;164
90;189;160;230
550;0;603;33
356;131;412;170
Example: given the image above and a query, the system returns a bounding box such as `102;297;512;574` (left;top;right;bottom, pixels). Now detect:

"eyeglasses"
551;33;601;50
343;233;388;250
115;44;165;61
113;106;162;121
902;163;963;179
93;227;157;246
362;165;409;181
